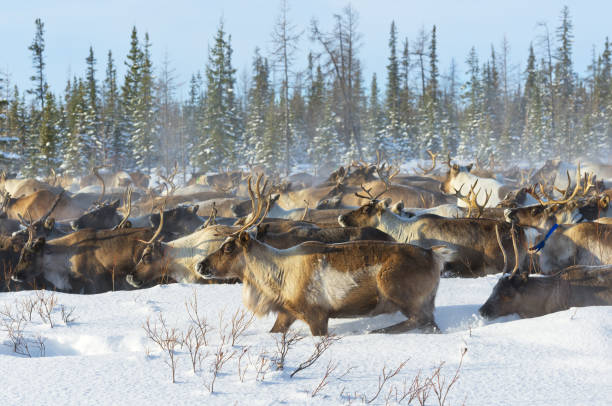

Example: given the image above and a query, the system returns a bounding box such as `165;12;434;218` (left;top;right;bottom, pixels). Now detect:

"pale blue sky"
1;0;609;99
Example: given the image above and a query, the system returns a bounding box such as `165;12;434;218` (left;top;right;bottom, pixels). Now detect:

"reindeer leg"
304;309;329;336
269;310;296;333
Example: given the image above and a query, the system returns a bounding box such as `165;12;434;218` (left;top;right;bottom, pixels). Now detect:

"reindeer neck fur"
241;239;294;304
165;227;234;282
521;275;568;317
377;209;420;243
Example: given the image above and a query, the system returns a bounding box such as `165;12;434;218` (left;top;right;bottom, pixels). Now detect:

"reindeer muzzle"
478;303;494;319
126;274;143;288
10;273;25;283
196;259;214;279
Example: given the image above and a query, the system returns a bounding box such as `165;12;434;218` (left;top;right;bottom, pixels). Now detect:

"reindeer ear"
44;217;55;230
600;195;610;209
238;231;250;245
452;164;459;171
391;200;404;214
191;205;199;214
466;164;474;172
256;223;269;239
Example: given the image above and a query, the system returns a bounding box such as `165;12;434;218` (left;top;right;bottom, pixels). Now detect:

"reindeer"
253;224;394;249
479;225;612;319
125;175;278;288
531;222;612;274
196;186;457;335
504;172;603;230
338;198;537;277
10;224;162;293
439;154;514;208
0;189;88;221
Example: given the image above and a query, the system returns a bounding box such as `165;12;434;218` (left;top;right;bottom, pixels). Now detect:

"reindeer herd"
1;152;611;335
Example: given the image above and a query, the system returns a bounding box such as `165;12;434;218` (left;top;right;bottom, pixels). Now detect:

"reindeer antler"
202;202;218;229
92;166;106;206
495;224;508;275
300;200;310;221
159;162;179;195
509;224;520;277
114;186;133;230
443;152;452;168
143;207;164;245
232;174;269;235
415;150;438;175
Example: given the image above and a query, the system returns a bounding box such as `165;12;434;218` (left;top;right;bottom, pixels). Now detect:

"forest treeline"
0;4;610;178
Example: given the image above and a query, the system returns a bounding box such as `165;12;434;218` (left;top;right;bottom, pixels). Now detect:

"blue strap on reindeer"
529;223;559;252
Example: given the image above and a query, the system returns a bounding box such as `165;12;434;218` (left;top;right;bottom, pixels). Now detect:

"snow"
1;275;610;405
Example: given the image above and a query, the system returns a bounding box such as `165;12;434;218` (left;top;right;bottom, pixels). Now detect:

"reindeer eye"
223;243;234;254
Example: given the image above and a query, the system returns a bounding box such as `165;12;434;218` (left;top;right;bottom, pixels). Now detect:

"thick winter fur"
198;235;455;335
131;225;240;286
535;222;612;273
255;224;394;249
3;190;88;221
504;196;610;231
479;265;612;319
440;164;510;208
11;227;157;293
339;200;536;277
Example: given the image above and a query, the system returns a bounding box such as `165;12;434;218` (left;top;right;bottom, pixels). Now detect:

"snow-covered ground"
1;275;610;405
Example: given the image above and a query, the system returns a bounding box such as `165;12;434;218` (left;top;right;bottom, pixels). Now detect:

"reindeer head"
11;225;46;284
71;199;122;231
196;174;270;281
127;208;167;288
478;224;529;319
337;198;392;228
439;153;474;195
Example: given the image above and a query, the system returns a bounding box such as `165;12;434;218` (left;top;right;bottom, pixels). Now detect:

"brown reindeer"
197;231;456;335
479;225;612;319
10;225;162;294
532;222;612;273
338;199;537;277
254;224;394;249
0;189;88;221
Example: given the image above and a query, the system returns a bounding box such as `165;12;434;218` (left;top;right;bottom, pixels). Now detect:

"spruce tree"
367;73;386;158
5;87;27;172
422;25;441;154
131;32;157;173
522;44;545;162
63;78;89;175
458;47;484;159
553;6;575;158
398;38;414;157
121;26;142;170
102;50;124;168
38;90;60;174
196;21;239;171
245;49;272;166
28;18;46;111
84;46;100;166
385;21;401;148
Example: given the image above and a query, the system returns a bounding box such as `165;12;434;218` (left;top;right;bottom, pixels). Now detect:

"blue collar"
529;223;559;252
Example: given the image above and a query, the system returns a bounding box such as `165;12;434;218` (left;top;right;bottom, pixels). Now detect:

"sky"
1;0;610;99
